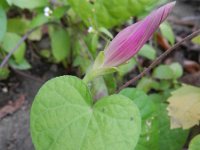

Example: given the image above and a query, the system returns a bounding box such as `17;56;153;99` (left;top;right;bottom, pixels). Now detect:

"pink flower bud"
103;2;176;67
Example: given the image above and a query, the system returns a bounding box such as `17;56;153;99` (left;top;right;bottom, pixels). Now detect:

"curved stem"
117;29;200;92
83;71;94;84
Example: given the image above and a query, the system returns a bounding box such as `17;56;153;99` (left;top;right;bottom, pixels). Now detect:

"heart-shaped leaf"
31;76;141;150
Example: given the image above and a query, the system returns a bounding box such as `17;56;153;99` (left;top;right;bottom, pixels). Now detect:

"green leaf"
149;94;189;150
160;22;175;45
28;28;42;41
6;0;48;9
137;77;159;93
192;35;200;45
153;65;174;80
7;18;30;35
104;74;117;94
0;7;7;42
189;135;200;150
1;32;26;64
0;1;9;9
169;62;183;79
53;6;69;19
49;27;70;62
156;103;188;150
73;55;91;73
9;59;31;70
39;49;51;58
99;27;113;39
68;0;165;28
31;76;141;150
138;44;156;60
84;33;99;57
120;88;159;150
29;14;49;28
92;51;105;69
0;67;10;80
118;58;136;76
158;80;171;91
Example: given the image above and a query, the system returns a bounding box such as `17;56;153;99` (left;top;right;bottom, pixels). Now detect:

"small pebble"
2;87;8;93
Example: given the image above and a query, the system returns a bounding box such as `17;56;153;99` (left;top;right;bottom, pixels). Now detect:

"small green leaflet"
160;22;175;45
9;59;31;70
137;77;159;93
1;32;26;64
153;65;174;80
31;76;141;150
118;58;136;76
29;14;49;29
169;63;183;79
153;63;183;80
0;68;10;80
49;27;70;62
0;6;7;42
138;44;156;60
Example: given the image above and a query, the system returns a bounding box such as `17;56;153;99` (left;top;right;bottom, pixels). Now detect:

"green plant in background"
67;0;167;28
29;2;190;150
137;62;183;94
1;0;200;150
0;0;168;80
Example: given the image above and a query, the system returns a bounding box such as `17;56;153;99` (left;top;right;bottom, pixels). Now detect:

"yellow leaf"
192;35;200;45
167;84;200;129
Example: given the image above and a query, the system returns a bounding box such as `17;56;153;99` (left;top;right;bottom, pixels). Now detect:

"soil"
0;1;200;150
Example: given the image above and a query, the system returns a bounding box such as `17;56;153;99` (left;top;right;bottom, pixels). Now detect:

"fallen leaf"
0;95;25;119
156;33;171;50
167;84;200;129
183;60;200;73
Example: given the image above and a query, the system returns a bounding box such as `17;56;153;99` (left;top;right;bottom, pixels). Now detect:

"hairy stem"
118;29;200;92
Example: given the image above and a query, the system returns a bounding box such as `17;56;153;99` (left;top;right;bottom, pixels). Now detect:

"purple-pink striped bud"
103;2;176;67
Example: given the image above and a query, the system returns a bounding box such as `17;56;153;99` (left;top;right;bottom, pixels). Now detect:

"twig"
0;27;38;68
117;29;200;92
13;69;44;83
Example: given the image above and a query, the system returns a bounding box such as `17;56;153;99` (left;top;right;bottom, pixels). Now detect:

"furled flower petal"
103;1;176;67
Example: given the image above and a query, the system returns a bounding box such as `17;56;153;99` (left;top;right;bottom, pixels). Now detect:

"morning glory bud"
103;2;176;67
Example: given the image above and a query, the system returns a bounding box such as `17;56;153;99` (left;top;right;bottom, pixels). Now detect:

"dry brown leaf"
183;60;200;73
167;84;200;129
0;95;25;119
156;33;171;50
